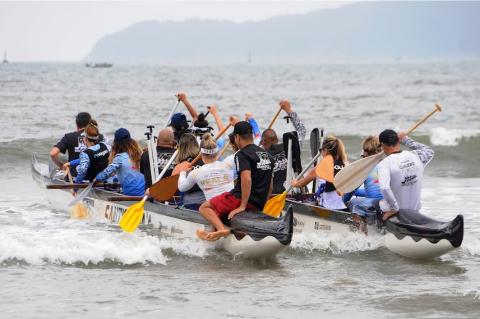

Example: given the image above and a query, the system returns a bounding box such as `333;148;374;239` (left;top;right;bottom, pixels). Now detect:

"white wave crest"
429;127;479;146
290;230;384;254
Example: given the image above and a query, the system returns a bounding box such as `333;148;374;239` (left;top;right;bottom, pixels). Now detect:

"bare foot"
382;211;398;221
196;229;210;240
205;229;231;241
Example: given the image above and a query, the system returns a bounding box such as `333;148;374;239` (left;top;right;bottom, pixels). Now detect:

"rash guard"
377;137;434;212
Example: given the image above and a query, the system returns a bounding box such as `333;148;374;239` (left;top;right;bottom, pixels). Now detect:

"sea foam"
429;127;479;146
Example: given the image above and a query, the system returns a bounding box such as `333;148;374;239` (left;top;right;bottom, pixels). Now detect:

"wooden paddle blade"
149;174;180;201
315;155;334;182
68;182;94;207
334;152;385;194
263;192;287;218
71;203;88;219
119;200;146;233
172;161;190;175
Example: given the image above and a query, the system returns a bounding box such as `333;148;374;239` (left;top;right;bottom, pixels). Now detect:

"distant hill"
85;2;480;64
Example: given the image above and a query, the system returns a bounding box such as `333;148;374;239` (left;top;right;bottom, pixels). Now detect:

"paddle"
263;150;323;218
334;103;443;194
64;168;88;218
47;182;118;189
268;107;282;130
310;128;321;192
68;180;94;207
120;123;233;233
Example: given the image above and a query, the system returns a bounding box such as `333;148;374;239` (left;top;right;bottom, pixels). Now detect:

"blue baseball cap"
114;128;131;142
169;113;188;127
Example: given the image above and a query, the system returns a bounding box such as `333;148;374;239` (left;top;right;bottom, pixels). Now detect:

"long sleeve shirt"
377;137;434;212
95;152;135;184
288;111;306;147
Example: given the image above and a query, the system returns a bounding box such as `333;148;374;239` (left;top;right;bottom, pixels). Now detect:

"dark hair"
379;129;399;146
110;138;142;169
76;112;92;129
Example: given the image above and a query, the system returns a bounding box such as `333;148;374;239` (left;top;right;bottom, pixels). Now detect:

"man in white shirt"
377;129;434;221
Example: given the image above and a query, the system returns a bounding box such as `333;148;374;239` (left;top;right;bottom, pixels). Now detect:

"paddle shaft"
313;129;324;192
285;150;323;194
267;108;282;130
47;182;119;189
163;100;181;129
406;103;442;135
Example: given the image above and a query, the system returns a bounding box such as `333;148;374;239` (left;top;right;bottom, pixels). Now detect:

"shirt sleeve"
288;111;306;147
54;135;69;154
177;170;198;192
401;137;434;167
69;159;80;167
74;152;90;183
235;151;251;173
378;161;399;212
95;154;121;181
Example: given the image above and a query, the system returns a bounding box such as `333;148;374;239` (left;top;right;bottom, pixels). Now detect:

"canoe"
286;198;464;259
31;154;293;259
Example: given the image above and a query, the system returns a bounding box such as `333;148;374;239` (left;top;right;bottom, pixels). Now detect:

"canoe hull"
32;155;292;259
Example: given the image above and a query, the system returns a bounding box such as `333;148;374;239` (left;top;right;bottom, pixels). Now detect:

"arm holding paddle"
291;168;317;188
208;104;225;131
279;100;306;146
228;170;252;220
177;92;199;122
400;134;434;166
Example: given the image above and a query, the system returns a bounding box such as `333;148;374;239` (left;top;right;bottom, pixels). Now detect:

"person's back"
82;142;110;182
377;130;434;215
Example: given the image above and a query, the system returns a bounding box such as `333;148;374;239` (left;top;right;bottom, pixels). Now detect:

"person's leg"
197;196;232;241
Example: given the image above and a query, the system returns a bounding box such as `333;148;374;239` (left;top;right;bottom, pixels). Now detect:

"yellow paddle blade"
119;199;146;233
315;154;334;182
71;203;88;219
263;192;287;218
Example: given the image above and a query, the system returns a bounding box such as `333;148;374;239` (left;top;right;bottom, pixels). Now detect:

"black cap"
233;121;252;136
379;129;399;146
114;128;131;142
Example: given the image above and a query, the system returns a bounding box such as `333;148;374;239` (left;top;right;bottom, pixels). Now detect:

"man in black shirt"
260;100;306;194
140;127;176;188
50;112;106;171
197;121;274;241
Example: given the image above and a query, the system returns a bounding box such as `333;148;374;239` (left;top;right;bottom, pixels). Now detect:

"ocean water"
1;62;479;318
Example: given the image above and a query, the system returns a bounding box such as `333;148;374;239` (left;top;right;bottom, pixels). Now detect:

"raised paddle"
334;103;443;194
268;107;282;130
120;123;233;233
263;150;323;218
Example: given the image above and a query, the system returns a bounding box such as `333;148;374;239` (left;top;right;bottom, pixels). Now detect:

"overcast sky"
0;1;348;62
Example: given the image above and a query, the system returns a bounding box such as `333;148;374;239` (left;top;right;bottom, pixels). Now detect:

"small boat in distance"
85;62;113;68
2;51;8;63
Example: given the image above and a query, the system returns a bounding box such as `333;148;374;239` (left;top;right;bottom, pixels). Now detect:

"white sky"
0;1;349;62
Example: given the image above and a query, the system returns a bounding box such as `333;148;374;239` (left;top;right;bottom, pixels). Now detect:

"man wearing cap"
140;128;176;187
50;112;107;173
377;129;434;221
260;100;306;194
197;121;274;241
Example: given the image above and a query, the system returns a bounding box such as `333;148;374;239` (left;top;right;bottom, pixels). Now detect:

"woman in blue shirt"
96;128;145;196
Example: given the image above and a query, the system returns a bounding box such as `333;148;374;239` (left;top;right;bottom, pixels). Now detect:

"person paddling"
377;129;434;221
62;122;110;183
178;133;235;201
197;121;274;241
260;100;306;194
140;127;176;188
95;128;145;196
50;112;107;171
291;136;348;210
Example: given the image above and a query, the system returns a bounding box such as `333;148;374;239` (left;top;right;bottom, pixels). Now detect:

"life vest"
84;143;109;182
325;159;344;192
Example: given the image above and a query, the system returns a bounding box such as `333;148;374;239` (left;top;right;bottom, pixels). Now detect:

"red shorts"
209;192;258;217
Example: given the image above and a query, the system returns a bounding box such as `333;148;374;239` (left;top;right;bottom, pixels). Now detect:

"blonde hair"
322;135;347;164
362;135;381;157
177;133;199;163
200;133;217;159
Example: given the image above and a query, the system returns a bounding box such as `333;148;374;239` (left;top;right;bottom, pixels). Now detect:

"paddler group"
50;93;437;240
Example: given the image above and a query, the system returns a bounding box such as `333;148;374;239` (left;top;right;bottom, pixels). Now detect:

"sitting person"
62;121;110;183
343;136;383;232
50;112;107;173
377;129;434;221
140;127;176;187
174;133;206;210
178;133;235;202
197;121;274;241
260;100;306;194
291;136;347;210
95;128;145;196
